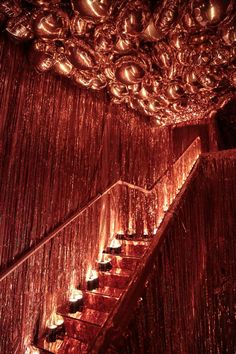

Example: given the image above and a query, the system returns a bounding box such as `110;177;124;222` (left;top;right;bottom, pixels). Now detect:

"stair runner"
35;234;152;353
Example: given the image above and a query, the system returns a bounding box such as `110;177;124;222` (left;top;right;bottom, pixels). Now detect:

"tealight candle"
68;290;83;313
54;315;65;337
108;238;122;254
116;231;124;240
86;270;99;291
97;254;112;271
46;323;57;343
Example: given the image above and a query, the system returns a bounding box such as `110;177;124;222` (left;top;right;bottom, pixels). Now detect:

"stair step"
98;269;131;289
60;308;109;327
116;233;153;242
108;254;138;271
37;336;88;354
83;291;117;312
63;316;100;343
120;240;148;258
91;286;123;298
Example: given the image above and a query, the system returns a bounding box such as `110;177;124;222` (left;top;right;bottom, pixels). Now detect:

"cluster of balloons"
0;0;235;125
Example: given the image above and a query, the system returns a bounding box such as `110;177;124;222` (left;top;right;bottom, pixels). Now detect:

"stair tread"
90;286;123;298
62;308;109;327
99;268;132;277
37;336;88;354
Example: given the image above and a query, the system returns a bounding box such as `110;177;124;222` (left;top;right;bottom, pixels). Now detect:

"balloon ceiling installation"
0;0;235;126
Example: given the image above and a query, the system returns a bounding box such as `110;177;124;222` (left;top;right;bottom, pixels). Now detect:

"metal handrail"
0;137;200;282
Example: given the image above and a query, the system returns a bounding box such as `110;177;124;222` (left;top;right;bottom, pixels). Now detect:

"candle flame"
86;269;98;281
109;238;121;248
69;288;83;301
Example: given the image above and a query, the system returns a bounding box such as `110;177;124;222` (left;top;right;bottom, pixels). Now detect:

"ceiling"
0;0;235;126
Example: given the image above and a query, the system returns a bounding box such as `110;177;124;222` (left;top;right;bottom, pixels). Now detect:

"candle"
46;323;57;343
127;230;136;238
116;231;124;240
97;254;112;271
108;238;122;254
54;315;65;337
25;346;40;354
68;290;83;313
86;270;99;291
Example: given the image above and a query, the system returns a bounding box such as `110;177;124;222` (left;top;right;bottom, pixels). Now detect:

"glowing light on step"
97;254;112;271
108;238;122;254
86;269;99;291
68;289;83;313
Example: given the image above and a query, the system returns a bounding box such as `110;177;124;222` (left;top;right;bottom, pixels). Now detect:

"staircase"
35;235;151;353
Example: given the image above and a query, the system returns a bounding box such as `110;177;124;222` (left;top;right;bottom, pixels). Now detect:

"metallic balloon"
117;0;151;37
152;42;172;69
169;32;186;50
70;14;93;37
66;39;97;70
24;0;61;8
165;81;185;100
73;69;92;87
90;74;107;90
143;18;160;41
29;40;56;73
6;13;34;41
53;54;75;77
152;0;180;40
71;0;112;23
221;17;236;45
33;9;69;39
109;82;129;100
114;36;135;53
94;23;115;53
0;1;22;18
191;0;233;27
114;56;148;85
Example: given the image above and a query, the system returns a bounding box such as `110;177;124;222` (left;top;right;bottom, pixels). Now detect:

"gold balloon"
191;0;232;27
70;14;92;37
114;56;147;85
90;74;107;90
25;0;61;8
29;40;56;73
53;54;74;76
73;70;92;87
221;18;236;45
33;10;69;39
169;32;186;50
6;13;34;41
94;23;115;53
152;0;180;39
66;39;97;70
143;18;160;41
117;0;151;37
114;36;135;53
109;82;129;99
0;1;22;18
152;42;172;68
71;0;112;23
165;82;185;100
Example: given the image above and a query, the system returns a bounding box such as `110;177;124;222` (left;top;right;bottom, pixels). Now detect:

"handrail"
0;137;200;282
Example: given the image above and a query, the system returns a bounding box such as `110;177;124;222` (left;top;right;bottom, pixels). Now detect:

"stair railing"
0;137;201;282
